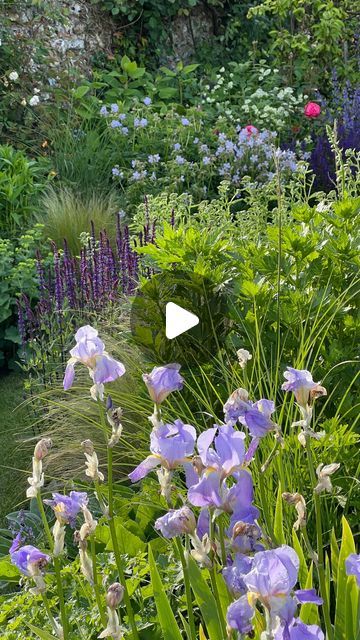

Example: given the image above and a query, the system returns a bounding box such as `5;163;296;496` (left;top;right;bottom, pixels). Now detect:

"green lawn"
0;372;30;526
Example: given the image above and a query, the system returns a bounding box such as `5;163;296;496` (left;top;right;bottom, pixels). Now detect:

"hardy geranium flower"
143;363;183;404
155;505;196;538
223;389;276;437
226;545;323;637
63;325;125;400
10;534;50;593
304;102;321;118
128;419;196;483
346;553;360;587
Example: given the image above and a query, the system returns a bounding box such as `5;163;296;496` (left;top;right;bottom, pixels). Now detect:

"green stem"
305;437;333;640
90;536;107;627
109;518;139;640
53;557;68;640
175;538;196;640
99;402;139;640
41;592;57;633
218;517;227;567
36;492;69;639
209;514;227;638
256;458;275;542
36;492;53;550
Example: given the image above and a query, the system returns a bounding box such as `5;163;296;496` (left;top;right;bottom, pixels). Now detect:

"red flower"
304;102;321;119
245;124;258;136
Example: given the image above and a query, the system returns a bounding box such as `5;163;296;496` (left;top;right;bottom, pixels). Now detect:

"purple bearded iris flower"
282;367;326;408
44;491;88;526
10;535;50;577
143;363;183;404
223;554;253;597
155;505;196;538
63;325;125;398
275;619;324;639
226;545;323;636
188;468;258;520
346;553;360;587
128;419;196;482
194;424;246;478
223;388;276;437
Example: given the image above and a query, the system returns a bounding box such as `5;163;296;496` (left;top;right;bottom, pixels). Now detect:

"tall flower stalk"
97;394;139;640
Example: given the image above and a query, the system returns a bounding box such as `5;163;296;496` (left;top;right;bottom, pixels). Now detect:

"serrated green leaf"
148;544;183;640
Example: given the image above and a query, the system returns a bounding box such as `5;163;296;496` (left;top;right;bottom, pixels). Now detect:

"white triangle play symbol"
165;302;199;339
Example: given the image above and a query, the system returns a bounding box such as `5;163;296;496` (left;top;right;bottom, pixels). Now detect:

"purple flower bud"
155;506;196;538
143;363;183;404
106;582;124;608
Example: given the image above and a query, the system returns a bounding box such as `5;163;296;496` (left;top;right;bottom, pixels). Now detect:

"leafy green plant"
0;146;48;237
0;224;52;367
248;0;358;87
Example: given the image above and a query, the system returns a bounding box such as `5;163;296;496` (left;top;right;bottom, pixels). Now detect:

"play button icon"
165;302;199;339
130;269;231;366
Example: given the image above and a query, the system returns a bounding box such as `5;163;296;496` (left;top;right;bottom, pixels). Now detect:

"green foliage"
199;60;308;133
248;0;358;86
37;187;120;255
0;146;48;237
0;224;50;366
148;544;183;640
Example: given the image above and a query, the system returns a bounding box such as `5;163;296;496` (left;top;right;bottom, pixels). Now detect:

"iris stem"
218;516;227;567
175;538;196;640
305;436;333;640
36;492;53;550
209;513;227;638
98;401;139;640
256;458;274;543
90;535;107;627
41;592;57;632
36;492;69;639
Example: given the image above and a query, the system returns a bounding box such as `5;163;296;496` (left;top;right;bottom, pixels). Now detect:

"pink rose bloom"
244;125;258;136
304;102;321;118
